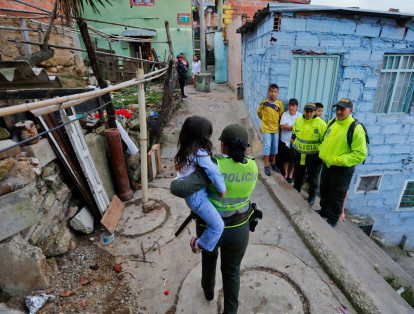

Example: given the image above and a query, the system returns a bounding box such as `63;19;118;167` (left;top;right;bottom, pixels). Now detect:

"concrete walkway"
101;83;412;313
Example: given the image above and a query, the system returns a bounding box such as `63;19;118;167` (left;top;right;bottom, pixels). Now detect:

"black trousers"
196;221;249;314
319;164;354;224
292;152;322;198
179;76;186;96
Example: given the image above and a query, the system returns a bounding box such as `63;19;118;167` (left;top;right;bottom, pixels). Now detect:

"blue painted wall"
242;11;414;248
214;32;228;83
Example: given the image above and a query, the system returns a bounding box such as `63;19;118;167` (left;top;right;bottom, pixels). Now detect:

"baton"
175;212;196;236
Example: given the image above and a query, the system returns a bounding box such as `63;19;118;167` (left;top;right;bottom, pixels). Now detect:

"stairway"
194;32;214;66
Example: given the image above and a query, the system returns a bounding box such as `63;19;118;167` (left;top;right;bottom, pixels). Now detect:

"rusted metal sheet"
0;61;61;89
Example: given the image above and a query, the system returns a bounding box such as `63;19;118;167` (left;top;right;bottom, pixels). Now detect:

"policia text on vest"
220;171;258;183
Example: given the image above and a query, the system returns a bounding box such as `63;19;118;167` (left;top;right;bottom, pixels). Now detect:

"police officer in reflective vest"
291;103;327;205
170;124;258;314
318;98;367;227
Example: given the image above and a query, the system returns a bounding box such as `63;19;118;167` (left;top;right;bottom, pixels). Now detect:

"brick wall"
0;0;55;18
222;0;309;27
241;11;414;248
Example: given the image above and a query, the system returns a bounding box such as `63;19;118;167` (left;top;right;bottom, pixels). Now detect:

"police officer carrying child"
171;124;258;314
318;98;367;227
291;103;327;205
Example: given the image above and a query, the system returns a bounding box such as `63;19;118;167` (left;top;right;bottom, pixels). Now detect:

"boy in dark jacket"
176;54;188;98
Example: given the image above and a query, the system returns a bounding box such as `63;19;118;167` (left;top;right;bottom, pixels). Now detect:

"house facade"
239;3;414;248
81;0;193;70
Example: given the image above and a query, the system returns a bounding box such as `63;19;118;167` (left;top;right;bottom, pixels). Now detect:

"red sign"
177;13;191;25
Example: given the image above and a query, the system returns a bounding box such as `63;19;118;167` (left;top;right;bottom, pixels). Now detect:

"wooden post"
165;20;174;60
137;67;148;206
199;0;206;73
77;17;116;129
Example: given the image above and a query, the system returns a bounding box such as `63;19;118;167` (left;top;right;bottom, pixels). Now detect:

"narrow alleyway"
97;83;355;313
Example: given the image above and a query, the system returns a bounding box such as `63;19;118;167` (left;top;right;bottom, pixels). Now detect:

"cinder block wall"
241;11;414;247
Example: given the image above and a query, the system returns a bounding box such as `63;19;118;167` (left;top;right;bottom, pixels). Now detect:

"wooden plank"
147;147;157;180
152;144;162;174
100;195;125;233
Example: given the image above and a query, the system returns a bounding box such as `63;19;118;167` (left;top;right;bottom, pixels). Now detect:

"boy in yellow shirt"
257;84;284;176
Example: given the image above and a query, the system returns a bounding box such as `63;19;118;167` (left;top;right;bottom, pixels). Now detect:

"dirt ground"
5;233;141;314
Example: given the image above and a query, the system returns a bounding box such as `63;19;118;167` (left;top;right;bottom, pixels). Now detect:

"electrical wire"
0;70;167;154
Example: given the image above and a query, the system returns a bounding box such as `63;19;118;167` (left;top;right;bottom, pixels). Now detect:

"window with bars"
373;54;414;114
131;0;154;6
399;181;414;210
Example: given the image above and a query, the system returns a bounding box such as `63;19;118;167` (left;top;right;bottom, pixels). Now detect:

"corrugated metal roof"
123;29;156;37
238;3;414;33
268;3;414;18
0;61;61;89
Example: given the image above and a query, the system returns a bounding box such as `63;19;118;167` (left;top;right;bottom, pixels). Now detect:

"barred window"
399;181;414;210
373;54;414;114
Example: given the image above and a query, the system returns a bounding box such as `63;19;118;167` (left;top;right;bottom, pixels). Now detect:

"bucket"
101;231;115;244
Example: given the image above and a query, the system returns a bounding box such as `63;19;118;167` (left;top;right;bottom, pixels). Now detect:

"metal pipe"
105;128;134;201
137;68;148;205
11;0;51;13
0;8;50;15
7;38;160;62
79;17;156;32
0;67;167;117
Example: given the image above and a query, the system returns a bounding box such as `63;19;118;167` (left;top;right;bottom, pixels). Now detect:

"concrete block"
0;182;40;242
378;114;402;123
339;79;352;91
365;125;382;136
272;62;291;75
405;29;414;41
355;23;381;37
69;206;94;234
393;43;407;49
320;37;343;47
306;19;332;33
278;47;291;60
337;90;350;100
331;20;356;34
371;38;393;48
21;138;56;168
362;89;376;102
343;67;366;80
344;37;361;47
365;77;379;88
281;17;307;32
368;144;391;155
295;33;319;47
357;102;373;113
359;16;380;24
0;235;50;295
273;32;296;46
372;155;391;164
379;17;397;26
384;135;407;145
393;145;411;154
350;81;363;101
349;49;371;61
389;154;409;163
370;50;384;61
0;139;20;159
381;124;401;134
380;25;405;40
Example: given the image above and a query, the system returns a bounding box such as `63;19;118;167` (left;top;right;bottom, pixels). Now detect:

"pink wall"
225;16;242;91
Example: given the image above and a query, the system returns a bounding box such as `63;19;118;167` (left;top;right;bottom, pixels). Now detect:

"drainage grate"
358;224;374;237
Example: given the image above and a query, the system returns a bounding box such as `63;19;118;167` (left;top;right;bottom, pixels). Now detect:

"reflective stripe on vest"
207;157;258;218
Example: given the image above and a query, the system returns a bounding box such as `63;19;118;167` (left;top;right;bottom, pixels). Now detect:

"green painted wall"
80;0;193;76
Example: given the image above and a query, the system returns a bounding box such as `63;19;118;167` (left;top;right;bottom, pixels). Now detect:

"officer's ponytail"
227;138;248;163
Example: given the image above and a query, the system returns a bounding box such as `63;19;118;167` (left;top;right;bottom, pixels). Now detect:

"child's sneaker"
190;237;203;254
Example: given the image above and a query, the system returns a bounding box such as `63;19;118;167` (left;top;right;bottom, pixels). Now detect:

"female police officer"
171;124;258;314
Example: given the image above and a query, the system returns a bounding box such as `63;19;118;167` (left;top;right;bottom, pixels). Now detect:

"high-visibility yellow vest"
207;156;258;226
292;116;327;164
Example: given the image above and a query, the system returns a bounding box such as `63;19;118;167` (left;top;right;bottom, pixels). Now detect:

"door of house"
288;55;340;121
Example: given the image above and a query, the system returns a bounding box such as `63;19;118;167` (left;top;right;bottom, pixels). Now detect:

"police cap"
218;124;249;146
304;102;316;111
334;98;353;109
